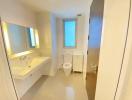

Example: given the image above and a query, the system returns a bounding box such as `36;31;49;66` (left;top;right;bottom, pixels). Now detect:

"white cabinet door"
15;69;41;98
73;55;83;72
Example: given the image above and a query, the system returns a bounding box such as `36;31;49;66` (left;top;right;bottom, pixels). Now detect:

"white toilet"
63;53;72;76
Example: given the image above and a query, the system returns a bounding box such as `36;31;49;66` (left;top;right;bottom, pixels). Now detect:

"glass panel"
64;20;76;47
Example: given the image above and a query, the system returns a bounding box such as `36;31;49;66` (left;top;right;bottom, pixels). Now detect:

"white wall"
95;0;130;100
0;0;36;27
56;18;63;67
50;15;58;75
120;46;132;100
82;13;90;80
36;11;58;76
36;12;52;57
56;14;90;80
56;15;89;69
115;0;132;99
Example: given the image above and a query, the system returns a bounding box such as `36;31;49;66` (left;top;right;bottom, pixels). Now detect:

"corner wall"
36;12;52;57
50;15;58;75
36;12;58;76
120;45;132;100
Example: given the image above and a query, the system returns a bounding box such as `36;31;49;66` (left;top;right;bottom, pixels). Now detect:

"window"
28;28;36;48
64;19;76;48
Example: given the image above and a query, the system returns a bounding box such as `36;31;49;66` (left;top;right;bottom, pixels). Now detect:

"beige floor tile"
21;70;88;100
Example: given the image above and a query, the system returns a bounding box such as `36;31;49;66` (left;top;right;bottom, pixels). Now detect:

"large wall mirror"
1;22;39;58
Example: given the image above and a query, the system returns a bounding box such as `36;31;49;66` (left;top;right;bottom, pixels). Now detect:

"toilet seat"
63;63;72;69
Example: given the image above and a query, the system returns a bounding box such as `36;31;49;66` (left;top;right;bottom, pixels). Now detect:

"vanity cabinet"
14;57;51;98
15;69;41;98
73;54;84;72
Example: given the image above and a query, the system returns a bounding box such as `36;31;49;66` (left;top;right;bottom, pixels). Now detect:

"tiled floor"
21;71;88;100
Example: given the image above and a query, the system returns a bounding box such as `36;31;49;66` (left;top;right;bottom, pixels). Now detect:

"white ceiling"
18;0;92;17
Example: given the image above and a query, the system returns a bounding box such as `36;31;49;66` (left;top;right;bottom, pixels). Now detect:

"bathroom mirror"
7;23;30;54
2;22;39;57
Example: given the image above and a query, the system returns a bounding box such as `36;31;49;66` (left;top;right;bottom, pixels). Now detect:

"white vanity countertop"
12;57;51;80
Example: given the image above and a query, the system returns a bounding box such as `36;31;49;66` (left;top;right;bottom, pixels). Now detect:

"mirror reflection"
2;22;39;57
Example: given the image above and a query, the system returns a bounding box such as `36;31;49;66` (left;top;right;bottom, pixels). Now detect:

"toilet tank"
63;53;72;63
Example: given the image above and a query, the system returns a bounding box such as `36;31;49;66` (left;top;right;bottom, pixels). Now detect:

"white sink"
12;57;51;80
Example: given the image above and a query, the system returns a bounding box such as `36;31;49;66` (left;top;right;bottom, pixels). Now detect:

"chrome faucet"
19;56;27;61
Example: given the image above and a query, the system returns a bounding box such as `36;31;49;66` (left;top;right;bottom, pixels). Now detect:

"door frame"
0;17;18;100
114;0;132;99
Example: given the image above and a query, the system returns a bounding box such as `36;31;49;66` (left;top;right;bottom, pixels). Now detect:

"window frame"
63;18;77;48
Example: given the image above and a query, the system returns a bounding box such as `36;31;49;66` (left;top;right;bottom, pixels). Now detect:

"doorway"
86;0;104;100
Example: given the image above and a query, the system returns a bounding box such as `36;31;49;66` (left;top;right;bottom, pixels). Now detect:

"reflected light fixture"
35;29;40;48
2;21;12;56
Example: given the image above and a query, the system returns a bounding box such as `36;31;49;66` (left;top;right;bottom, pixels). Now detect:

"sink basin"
12;57;51;80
